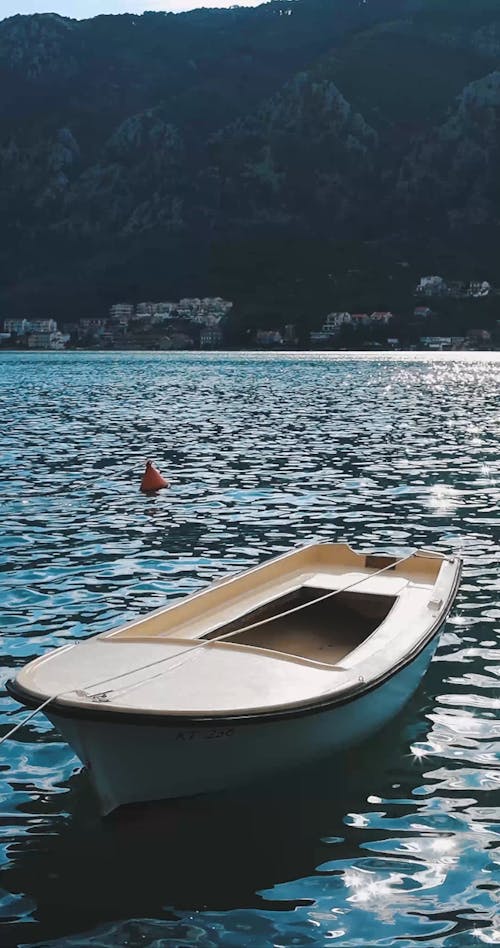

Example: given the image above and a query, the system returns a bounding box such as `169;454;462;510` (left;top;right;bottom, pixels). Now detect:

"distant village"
1;297;233;351
310;276;498;350
1;276;498;351
310;309;493;351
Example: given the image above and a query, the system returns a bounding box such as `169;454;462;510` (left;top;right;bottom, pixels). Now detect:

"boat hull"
47;635;439;815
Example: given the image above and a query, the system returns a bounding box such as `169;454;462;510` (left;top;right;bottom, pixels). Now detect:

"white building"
323;312;351;333
202;297;233;316
468;281;491;298
155;304;176;318
28;330;68;350
110;303;134;324
420;336;452;350
369;312;393;325
136;302;175;316
30;318;58;333
177;298;200;317
177;297;233;323
4;318;31;335
310;313;351;343
136;302;154;315
416;276;448;296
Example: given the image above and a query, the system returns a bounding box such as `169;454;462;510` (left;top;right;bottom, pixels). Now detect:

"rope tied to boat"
1;549;424;743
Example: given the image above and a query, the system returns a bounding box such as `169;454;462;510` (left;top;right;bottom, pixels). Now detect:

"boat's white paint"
10;542;462;813
47;636;438;815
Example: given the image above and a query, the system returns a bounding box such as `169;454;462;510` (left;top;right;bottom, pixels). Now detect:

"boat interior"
201;588;397;665
107;543;445;668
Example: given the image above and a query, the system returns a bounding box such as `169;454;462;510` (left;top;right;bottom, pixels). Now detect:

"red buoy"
140;460;169;493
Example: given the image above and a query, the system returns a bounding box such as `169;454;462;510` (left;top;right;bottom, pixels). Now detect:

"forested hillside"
1;0;500;330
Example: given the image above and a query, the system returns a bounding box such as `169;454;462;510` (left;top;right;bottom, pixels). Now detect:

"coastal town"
1;276;498;351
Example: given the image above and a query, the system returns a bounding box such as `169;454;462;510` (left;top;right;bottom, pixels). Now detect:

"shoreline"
1;346;499;356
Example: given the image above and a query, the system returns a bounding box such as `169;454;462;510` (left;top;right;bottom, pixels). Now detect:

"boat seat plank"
304;571;412;596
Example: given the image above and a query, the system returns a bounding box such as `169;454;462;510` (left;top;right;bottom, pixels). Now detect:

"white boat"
7;543;462;815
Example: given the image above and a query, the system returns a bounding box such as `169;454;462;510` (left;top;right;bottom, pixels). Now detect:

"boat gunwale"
6;555;462;727
102;542;444;644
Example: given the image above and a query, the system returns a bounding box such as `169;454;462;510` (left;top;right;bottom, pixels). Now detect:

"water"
0;350;499;948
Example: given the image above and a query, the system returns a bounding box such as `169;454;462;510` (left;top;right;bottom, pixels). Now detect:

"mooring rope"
1;549;420;744
94;550;420;702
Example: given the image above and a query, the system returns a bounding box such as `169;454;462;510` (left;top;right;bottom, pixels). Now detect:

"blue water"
0;350;499;948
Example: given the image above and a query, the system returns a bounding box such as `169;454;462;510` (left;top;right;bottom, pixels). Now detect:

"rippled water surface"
1;351;499;947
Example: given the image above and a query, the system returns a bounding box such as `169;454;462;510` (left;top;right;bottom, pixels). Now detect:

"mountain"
1;0;500;329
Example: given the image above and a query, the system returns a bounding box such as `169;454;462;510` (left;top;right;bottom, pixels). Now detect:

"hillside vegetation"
1;0;500;330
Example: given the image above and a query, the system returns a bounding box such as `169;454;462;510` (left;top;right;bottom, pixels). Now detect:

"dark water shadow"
2;692;429;946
